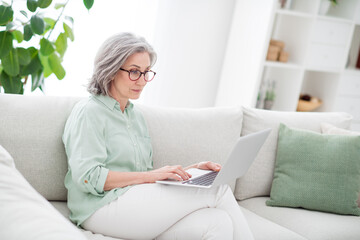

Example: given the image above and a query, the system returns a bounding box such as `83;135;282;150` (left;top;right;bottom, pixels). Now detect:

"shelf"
344;68;360;75
276;9;314;19
305;66;341;74
316;15;353;24
272;14;312;65
264;61;302;69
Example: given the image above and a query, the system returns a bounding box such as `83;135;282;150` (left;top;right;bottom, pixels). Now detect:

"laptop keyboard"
182;171;219;186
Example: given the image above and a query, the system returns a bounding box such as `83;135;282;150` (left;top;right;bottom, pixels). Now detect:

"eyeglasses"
119;68;156;82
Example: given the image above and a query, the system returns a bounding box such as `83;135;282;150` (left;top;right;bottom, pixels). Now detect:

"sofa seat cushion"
239;197;360;240
50;201;121;240
240;206;306;240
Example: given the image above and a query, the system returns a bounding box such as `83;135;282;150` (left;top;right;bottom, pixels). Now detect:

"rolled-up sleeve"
83;166;109;196
63;105;109;196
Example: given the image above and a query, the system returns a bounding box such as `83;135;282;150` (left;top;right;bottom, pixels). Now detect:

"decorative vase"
319;0;331;15
264;100;274;110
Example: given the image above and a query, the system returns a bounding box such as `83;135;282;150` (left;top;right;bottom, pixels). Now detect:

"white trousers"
82;184;254;240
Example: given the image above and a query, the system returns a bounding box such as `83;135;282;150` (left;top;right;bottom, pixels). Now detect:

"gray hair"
87;32;157;96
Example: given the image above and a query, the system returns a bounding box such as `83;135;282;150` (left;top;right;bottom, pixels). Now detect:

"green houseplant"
0;0;94;94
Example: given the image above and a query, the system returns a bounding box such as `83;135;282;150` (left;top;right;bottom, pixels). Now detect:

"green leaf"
65;16;74;25
43;17;55;28
12;30;23;43
27;0;38;12
5;21;16;30
21;47;42;76
55;3;65;9
38;0;52;9
17;47;31;65
0;5;13;26
63;22;74;41
0;71;22;94
24;24;33;41
40;38;54;56
44;17;55;33
48;52;65;80
83;0;94;10
2;48;20;76
20;10;28;18
38;52;52;77
30;15;45;35
31;69;44;91
55;32;67;57
0;31;13;58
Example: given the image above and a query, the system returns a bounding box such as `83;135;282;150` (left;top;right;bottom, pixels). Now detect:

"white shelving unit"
216;0;360;130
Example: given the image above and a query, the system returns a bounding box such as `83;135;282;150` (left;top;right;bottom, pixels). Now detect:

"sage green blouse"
63;94;153;226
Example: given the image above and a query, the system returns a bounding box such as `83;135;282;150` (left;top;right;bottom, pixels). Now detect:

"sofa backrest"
0;94;243;200
137;104;243;190
0;94;82;201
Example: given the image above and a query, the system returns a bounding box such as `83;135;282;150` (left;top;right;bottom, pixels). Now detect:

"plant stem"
46;0;70;40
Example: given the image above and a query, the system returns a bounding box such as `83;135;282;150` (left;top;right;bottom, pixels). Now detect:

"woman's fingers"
172;166;190;180
198;161;222;171
153;165;191;181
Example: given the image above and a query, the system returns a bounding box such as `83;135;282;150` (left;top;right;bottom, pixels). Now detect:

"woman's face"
110;51;151;103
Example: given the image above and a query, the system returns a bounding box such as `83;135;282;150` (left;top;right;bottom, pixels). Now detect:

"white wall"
141;0;236;108
215;0;275;108
26;0;159;97
25;0;237;109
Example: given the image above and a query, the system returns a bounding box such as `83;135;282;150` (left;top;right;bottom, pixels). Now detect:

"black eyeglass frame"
119;68;156;82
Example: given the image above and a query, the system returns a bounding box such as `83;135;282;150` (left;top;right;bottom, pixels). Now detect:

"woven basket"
297;98;322;112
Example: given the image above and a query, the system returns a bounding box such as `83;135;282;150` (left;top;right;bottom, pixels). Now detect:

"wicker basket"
297;98;322;112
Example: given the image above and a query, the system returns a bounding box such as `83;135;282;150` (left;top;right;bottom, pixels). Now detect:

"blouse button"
84;180;88;183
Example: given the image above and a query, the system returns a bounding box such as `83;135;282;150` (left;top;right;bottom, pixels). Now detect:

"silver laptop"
156;128;271;188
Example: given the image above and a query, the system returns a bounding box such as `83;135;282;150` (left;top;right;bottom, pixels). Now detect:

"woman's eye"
130;70;139;74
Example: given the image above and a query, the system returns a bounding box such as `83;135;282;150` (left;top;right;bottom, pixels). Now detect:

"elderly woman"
63;32;253;240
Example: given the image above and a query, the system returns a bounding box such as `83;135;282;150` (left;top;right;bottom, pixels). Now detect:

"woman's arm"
104;162;222;191
104;165;192;191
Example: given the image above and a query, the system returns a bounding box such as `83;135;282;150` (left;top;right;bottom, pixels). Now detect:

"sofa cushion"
235;107;353;200
239;197;360;240
137;105;243;189
321;122;360;207
266;124;360;216
50;201;124;240
240;207;306;240
0;145;87;240
0;94;82;201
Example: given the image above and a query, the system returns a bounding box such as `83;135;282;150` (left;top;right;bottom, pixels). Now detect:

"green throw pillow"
266;123;360;216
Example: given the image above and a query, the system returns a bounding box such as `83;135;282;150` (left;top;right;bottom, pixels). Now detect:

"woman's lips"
132;89;142;93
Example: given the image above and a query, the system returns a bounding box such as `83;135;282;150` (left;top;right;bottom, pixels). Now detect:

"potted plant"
319;0;338;15
0;0;94;94
264;89;276;110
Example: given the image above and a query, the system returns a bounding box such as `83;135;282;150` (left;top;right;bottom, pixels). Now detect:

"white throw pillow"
235;107;353;200
0;145;87;240
320;122;360;207
137;105;243;190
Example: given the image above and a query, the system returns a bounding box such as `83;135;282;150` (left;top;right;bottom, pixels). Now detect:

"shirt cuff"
95;167;109;194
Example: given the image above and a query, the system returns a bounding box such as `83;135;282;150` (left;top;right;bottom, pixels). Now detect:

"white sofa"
0;94;359;240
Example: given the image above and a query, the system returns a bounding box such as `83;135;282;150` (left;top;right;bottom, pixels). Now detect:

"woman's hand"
104;165;192;190
196;161;222;171
147;165;192;182
184;161;222;171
